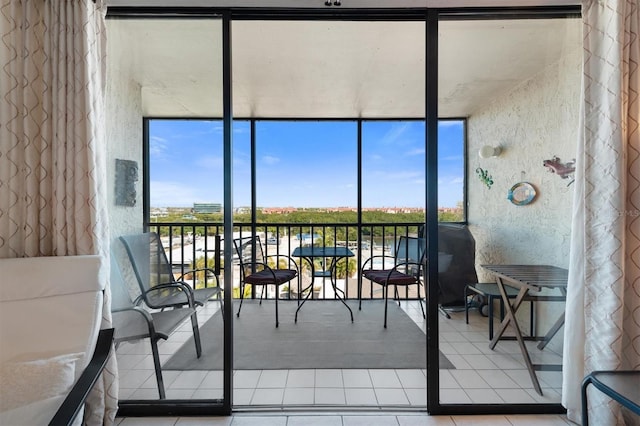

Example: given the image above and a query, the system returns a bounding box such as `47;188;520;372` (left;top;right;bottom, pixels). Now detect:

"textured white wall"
105;45;144;244
466;48;581;351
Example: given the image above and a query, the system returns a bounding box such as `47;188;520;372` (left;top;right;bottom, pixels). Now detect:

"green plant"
232;285;253;299
335;258;357;279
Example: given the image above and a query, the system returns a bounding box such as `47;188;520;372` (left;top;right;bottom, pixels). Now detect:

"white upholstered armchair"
0;255;113;426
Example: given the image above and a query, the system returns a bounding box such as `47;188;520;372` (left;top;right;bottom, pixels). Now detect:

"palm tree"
187;255;221;289
335;257;356;279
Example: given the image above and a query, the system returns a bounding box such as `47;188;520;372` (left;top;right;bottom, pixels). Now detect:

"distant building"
326;207;357;212
261;207;297;214
193;203;221;214
150;207;168;218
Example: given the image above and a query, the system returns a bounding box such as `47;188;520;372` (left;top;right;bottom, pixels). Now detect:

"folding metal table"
482;264;568;395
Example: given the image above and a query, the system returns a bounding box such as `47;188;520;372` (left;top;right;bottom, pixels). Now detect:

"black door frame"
109;4;580;417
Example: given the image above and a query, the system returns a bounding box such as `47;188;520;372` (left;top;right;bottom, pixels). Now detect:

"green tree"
335;258;357;279
184;255;221;289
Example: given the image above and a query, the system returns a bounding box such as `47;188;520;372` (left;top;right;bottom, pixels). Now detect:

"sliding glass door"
436;13;581;411
107;5;581;416
106;15;228;414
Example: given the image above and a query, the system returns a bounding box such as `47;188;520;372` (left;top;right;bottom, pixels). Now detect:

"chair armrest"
176;268;222;288
48;328;114;426
361;255;394;271
265;254;300;273
137;282;197;308
371;261;424;284
393;260;423;272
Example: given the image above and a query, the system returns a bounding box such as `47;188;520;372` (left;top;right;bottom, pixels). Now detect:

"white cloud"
381;122;411;145
196;155;223;169
149;136;168;158
405;148;425;156
262;155;280;165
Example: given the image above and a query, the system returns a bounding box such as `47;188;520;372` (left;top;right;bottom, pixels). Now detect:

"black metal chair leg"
417;284;425;319
150;337;166;399
275;286;279;327
236;284;245;317
384;285;390;328
464;285;470;324
489;296;496;340
190;312;202;358
581;375;592;426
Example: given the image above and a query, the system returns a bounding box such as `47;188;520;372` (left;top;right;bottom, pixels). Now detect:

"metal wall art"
476;167;494;189
543;156;575;186
115;159;138;207
508;182;537;206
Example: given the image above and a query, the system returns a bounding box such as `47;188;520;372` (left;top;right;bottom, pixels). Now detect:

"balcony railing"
147;221;424;302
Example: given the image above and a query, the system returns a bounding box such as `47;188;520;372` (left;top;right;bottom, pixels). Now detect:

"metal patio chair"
119;232;223;312
233;235;299;327
110;258;202;400
361;236;427;328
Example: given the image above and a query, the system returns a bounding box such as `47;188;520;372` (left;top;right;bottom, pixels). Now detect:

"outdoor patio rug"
163;300;455;370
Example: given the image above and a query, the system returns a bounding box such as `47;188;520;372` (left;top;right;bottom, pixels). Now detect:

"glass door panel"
231;19;427;408
107;17;226;407
437;16;581;407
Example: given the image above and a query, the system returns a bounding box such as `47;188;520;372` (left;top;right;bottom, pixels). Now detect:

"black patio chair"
233;235;299;327
581;370;640;426
119;232;223;313
361;236;426;328
110;258;202;400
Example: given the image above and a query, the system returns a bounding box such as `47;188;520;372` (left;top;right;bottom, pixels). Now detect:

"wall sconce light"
479;145;502;159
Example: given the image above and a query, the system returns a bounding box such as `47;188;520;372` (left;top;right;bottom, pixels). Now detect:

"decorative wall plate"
508;182;536;206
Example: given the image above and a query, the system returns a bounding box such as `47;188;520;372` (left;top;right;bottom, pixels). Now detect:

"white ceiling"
107;16;581;118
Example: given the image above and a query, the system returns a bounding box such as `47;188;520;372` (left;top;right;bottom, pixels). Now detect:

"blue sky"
149;119;464;209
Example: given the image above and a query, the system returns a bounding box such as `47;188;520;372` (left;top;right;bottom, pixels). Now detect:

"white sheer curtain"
563;0;640;424
0;0;118;424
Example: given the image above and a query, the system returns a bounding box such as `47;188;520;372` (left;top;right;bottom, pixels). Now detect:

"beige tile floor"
116;413;575;425
115;300;563;406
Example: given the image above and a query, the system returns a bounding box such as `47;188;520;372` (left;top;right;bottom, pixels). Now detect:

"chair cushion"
0;395;70;426
0;255;103;369
363;269;418;285
0;255;104;303
0;352;82;412
245;269;297;285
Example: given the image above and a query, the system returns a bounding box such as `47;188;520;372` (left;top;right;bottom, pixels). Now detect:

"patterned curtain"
0;0;118;424
563;0;640;424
